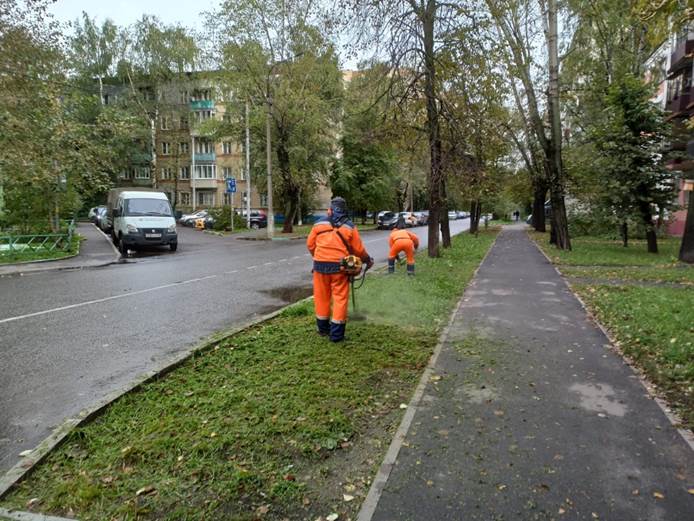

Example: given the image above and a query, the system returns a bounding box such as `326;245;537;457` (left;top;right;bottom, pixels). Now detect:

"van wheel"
251;222;260;229
170;242;178;252
118;237;128;256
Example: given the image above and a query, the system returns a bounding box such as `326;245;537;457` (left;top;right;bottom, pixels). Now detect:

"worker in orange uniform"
307;197;373;342
388;216;419;276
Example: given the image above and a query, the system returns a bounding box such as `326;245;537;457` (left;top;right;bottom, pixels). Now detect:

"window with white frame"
179;142;189;154
260;193;268;207
119;169;131;179
223;141;232;154
194;164;216;179
195;140;214;154
223;192;233;205
192;89;211;101
242;190;248;202
161;142;171;155
239;168;246;181
194;110;212;123
134;167;151;179
180;90;189;103
179;116;189;130
222;167;232;179
197;191;215;206
161;116;169;130
161;167;173;180
179;192;191;205
179;166;190;179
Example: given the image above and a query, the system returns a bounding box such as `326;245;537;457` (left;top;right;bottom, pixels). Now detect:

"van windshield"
124;198;172;217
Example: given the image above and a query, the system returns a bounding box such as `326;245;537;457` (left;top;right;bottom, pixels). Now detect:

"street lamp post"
266;76;274;238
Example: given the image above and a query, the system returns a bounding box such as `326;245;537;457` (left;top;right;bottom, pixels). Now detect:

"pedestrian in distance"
388;216;419;276
306;197;374;342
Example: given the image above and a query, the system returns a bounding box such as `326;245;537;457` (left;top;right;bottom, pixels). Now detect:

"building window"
179;191;191;206
161;167;173;180
197;191;215;206
179;166;190;180
134;167;150;179
103;93;110;105
195;140;214;154
222;167;232;179
239;168;246;181
242;190;248;203
180;90;189;103
194;110;213;123
179;142;189;154
260;193;268;207
192;89;212;101
119;169;131;179
161;116;169;130
194;164;216;179
179;116;188;130
223;192;232;205
223;142;232;154
161;142;171;155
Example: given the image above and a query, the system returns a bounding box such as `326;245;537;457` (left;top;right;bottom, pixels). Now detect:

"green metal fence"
0;220;75;255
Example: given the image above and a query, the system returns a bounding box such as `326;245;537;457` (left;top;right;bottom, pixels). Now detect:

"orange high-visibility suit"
307;215;371;342
388;229;419;275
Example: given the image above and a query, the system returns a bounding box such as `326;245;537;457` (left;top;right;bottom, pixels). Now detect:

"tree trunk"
440;178;451;248
545;0;571;250
532;177;547;232
638;198;657;253
423;0;442;258
620;221;628;247
150;115;158;189
469;199;481;235
679;190;694;263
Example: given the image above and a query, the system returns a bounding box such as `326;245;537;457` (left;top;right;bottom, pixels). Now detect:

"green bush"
208;206;247;231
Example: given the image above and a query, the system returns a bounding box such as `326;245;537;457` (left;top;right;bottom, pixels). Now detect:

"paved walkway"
368;225;694;521
0;223;119;276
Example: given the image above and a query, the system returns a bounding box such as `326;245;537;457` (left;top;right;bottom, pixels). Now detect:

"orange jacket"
389;229;419;250
307;219;369;274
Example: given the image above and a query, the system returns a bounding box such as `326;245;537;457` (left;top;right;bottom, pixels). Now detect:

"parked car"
179;209;209;227
456;211;469;219
399;211;418;227
94;206;108;230
108;189;178;254
377;211;397;229
88;206;106;223
447;211;458;221
236;209;268;229
414;211;428;226
526;202;552;225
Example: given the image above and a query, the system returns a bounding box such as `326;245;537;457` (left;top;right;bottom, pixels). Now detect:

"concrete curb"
357;230;500;521
0;297;313;502
527;231;694;452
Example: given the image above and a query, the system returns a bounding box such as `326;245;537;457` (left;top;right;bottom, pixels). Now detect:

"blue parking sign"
226;177;237;193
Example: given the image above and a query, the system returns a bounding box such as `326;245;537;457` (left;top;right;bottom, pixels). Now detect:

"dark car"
94;206;108;230
378;211;398;229
236;210;268;229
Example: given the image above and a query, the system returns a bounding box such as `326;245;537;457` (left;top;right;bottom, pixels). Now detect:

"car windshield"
125;198;172;217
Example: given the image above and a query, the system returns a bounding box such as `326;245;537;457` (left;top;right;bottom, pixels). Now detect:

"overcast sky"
48;0;218;30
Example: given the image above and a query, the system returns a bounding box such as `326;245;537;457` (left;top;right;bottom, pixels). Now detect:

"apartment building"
648;22;694;236
115;78;264;213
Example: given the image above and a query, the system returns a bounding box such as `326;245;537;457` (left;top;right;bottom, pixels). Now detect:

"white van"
109;190;177;254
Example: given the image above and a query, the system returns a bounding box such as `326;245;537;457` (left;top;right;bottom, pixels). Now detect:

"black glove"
365;256;374;270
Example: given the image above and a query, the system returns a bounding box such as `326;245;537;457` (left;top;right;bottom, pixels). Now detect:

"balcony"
193;152;216;162
666;92;692;118
668;31;694;75
132;152;152;164
192;178;218;189
190;100;214;110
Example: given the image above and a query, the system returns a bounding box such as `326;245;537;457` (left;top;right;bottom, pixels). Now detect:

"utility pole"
266;77;274;238
245;100;251;229
191;134;196;210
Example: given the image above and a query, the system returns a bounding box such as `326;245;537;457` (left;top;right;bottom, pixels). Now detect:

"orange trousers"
389;240;415;265
313;272;350;323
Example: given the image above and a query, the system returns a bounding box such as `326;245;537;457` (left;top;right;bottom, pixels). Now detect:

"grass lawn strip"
1;230;498;521
531;231;694;430
0;234;81;265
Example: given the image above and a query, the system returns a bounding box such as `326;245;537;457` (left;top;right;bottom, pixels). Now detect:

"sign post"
226;177;237;232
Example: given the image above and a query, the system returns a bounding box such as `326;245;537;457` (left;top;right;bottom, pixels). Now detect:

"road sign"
226;178;237;193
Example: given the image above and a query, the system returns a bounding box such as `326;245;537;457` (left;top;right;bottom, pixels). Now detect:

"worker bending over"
388;216;419;276
307;197;373;342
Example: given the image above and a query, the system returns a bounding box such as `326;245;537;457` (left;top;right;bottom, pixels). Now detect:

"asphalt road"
0;219;470;474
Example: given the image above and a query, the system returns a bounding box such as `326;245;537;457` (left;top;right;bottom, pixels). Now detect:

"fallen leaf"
653;492;665;499
177;455;184;462
430;375;442;382
591;513;599;519
344;484;356;493
632;489;639;496
101;476;114;484
399;403;408;409
255;505;270;516
493;410;504;417
26;498;40;508
558;507;566;515
343;494;355;502
303;497;311;506
136;485;156;496
210;432;218;438
497;484;507;491
326;514;339;521
688;488;694;495
18;450;32;457
283;474;295;481
426;480;434;486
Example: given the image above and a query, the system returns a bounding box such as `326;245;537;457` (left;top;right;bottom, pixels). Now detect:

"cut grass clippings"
531;231;694;429
1;229;498;520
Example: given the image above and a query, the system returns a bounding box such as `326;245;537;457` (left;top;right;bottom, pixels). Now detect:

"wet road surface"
0;219;470;473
